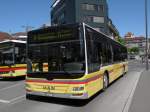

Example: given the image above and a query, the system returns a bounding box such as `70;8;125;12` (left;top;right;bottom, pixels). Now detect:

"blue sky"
0;0;51;34
108;0;150;37
0;0;149;37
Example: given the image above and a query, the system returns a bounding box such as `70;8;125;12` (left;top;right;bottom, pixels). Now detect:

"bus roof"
28;23;126;48
0;40;26;44
83;23;126;48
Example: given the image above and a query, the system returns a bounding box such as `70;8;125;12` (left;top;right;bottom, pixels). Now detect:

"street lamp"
145;0;149;70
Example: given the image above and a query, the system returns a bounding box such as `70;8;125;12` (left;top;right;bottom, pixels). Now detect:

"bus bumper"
26;90;89;99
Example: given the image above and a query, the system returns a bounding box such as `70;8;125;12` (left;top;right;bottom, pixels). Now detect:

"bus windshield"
0;47;14;65
27;40;85;74
0;42;26;66
27;24;86;77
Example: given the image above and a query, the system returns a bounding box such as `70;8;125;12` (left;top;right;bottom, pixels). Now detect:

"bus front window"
0;48;14;66
28;40;85;74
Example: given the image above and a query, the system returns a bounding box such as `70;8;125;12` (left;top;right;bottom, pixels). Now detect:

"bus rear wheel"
103;73;109;91
26;94;31;99
122;65;126;77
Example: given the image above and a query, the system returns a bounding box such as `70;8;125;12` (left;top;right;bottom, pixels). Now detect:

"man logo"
43;86;55;90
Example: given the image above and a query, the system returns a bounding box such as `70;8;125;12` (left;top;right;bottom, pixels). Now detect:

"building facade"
124;32;146;58
51;0;119;38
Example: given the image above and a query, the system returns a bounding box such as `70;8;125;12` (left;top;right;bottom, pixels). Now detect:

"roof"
125;37;145;41
0;40;26;44
0;32;12;41
124;32;134;38
12;32;27;36
12;32;27;38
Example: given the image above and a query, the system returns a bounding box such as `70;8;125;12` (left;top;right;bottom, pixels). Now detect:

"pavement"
129;69;150;112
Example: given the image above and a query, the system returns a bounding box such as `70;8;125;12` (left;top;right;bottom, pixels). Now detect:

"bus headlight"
73;87;84;91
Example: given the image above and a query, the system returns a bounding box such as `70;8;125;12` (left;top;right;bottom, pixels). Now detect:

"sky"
0;0;149;37
108;0;150;37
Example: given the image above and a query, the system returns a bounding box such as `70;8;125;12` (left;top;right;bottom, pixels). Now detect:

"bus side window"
97;43;103;67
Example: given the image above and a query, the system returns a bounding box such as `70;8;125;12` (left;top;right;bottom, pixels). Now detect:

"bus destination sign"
28;26;78;44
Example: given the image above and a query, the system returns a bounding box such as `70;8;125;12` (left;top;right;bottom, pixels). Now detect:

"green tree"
128;47;139;54
116;37;126;45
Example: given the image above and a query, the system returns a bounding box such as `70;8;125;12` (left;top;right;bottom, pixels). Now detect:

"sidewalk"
128;70;150;112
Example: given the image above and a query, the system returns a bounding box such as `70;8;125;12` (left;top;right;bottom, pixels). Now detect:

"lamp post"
22;25;34;71
145;0;149;70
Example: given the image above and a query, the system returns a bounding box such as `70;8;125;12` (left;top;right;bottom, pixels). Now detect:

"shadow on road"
26;90;103;107
0;76;25;81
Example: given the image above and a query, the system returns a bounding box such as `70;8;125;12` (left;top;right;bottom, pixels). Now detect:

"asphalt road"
0;60;145;112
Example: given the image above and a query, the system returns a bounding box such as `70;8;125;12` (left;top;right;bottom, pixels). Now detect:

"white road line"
0;95;25;104
0;99;10;103
0;82;24;92
9;95;26;103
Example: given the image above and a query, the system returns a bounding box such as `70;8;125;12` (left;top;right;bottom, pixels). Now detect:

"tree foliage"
116;37;126;46
128;47;139;54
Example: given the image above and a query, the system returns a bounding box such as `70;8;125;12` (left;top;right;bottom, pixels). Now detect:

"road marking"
0;95;25;104
0;82;24;92
0;99;10;103
9;95;26;103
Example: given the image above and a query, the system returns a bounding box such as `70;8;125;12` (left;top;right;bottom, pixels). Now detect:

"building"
11;32;27;41
124;32;146;58
51;0;119;39
0;32;12;41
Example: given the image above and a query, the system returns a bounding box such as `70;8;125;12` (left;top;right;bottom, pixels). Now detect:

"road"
0;60;145;112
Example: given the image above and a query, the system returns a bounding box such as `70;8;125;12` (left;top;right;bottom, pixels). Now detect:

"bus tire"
26;94;31;100
102;72;109;91
122;65;126;77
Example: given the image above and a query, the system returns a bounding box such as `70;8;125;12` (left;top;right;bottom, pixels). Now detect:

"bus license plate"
45;93;53;97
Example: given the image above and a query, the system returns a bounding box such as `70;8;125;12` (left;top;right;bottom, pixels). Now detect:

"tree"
128;47;139;54
116;37;126;45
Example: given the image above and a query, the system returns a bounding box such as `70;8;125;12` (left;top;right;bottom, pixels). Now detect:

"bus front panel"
26;24;89;99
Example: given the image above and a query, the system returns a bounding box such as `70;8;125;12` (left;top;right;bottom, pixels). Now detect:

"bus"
0;40;26;78
26;23;128;99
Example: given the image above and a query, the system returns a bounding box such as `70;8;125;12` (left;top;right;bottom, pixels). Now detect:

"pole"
22;25;34;72
145;0;149;70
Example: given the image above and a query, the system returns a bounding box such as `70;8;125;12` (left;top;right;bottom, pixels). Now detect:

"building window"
83;16;104;23
93;16;104;23
81;4;104;12
52;3;66;19
82;4;94;11
54;12;65;24
99;5;104;12
59;12;65;21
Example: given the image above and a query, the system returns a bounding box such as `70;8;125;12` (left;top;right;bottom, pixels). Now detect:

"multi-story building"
51;0;119;39
124;32;146;56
